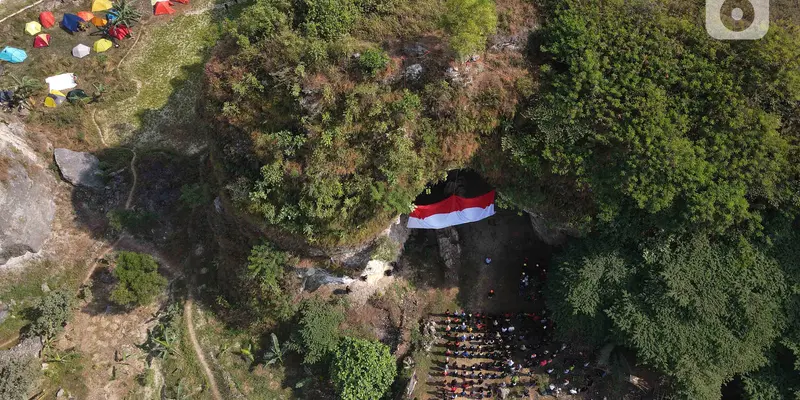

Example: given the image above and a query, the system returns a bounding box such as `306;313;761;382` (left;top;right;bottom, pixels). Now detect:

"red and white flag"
407;190;496;229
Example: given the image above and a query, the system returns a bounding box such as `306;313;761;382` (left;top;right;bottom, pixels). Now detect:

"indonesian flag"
407;190;496;229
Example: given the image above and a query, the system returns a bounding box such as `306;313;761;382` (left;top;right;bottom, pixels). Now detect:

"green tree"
504;0;800;237
25;289;76;340
441;0;497;59
295;298;345;364
0;355;39;400
330;337;396;400
108;0;143;28
110;252;168;307
548;234;786;399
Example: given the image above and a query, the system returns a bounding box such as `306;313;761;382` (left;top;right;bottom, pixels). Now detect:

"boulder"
53;148;103;189
0;122;56;265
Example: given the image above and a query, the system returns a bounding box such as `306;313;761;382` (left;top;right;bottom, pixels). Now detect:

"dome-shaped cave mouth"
413;169;493;205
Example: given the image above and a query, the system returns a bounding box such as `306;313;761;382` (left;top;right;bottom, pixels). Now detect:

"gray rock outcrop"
54;148;103;189
0;123;56;265
296;267;354;292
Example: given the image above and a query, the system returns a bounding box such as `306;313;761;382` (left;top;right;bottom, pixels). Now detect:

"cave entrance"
413;169;493;206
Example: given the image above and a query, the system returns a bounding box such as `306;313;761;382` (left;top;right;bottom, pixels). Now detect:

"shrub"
179;183;210;209
0;355;39;400
300;0;359;39
245;243;298;321
25;289;76;340
358;48;389;76
330;337;396;400
295;298;345;364
441;0;497;59
110;252;168;307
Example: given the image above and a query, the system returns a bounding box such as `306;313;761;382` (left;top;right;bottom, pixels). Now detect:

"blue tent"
0;47;27;63
106;11;118;23
62;13;83;32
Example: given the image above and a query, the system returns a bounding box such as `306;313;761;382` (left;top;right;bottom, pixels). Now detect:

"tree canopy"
330;337;397;400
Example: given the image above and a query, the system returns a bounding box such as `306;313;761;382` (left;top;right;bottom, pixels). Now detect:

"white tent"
71;44;90;59
45;73;77;92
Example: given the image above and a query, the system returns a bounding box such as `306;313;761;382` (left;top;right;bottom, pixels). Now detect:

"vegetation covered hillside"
206;0;800;397
205;0;533;247
497;0;800;398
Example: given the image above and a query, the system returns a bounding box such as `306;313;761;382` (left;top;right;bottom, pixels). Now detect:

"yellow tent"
25;21;41;35
44;90;66;108
91;0;113;12
93;38;113;53
91;16;107;27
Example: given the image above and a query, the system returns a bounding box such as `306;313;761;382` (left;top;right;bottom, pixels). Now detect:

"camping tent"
44;90;66;107
153;2;175;15
72;44;90;58
67;89;90;104
0;47;27;63
91;16;107;27
39;11;55;28
107;25;130;40
106;12;118;23
91;0;113;12
25;21;42;35
62;14;83;32
93;39;112;53
33;33;50;48
45;73;77;91
77;11;94;22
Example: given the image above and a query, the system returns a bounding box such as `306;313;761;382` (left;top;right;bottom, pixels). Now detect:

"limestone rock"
361;260;391;284
0;122;56;265
53;148;103;189
405;64;423;80
296;267;354;292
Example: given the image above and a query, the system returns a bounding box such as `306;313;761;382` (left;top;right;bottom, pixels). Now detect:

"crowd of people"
425;259;602;399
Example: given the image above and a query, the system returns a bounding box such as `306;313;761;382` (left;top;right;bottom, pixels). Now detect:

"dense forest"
201;0;800;397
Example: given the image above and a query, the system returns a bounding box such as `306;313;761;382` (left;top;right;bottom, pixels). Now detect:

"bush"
441;0;497;59
25;289;76;340
295;298;345;364
106;209;158;236
110;252;168;307
245;243;298;322
0;355;39;400
330;337;396;400
358;48;389;76
300;0;359;39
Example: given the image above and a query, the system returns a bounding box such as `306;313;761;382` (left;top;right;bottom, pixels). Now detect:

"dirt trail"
184;296;223;400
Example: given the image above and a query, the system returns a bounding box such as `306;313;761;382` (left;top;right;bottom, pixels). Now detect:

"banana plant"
262;333;287;366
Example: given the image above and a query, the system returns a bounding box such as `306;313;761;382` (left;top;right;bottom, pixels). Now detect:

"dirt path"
184;296;222;400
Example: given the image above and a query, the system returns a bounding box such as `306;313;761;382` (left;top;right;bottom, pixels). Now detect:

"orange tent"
33;33;50;48
91;16;107;26
39;11;55;28
77;11;94;22
153;1;175;15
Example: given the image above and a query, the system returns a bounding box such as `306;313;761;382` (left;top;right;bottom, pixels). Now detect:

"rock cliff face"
0;122;56;266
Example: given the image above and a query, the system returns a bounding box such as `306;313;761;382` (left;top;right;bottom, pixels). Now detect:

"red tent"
39;11;55;28
107;24;131;40
153;2;175;15
33;33;50;48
